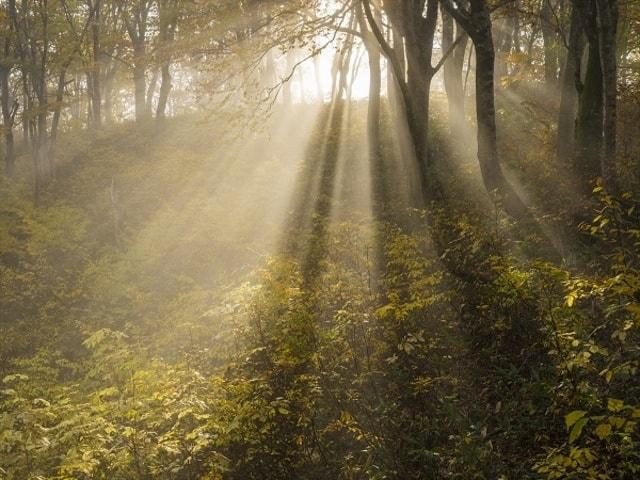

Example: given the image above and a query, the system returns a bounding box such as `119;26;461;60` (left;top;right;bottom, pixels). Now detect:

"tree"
0;5;17;177
441;0;526;216
119;0;153;122
557;3;584;162
441;6;468;133
362;0;440;194
156;0;179;120
573;0;619;190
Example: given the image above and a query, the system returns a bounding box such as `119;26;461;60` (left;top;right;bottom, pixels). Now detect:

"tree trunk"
442;9;468;132
556;4;584;161
156;64;171;120
400;0;438;184
473;22;503;194
313;54;324;102
541;0;559;88
1;47;16;177
49;68;66;161
146;67;159;114
494;1;518;84
357;4;384;209
575;39;603;181
90;0;102;127
595;0;619;190
103;63;116;123
133;42;147;121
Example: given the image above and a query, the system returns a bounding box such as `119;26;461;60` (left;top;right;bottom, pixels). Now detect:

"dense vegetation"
1;0;640;479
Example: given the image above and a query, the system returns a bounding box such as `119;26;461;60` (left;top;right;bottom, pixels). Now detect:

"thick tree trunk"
556;4;584;161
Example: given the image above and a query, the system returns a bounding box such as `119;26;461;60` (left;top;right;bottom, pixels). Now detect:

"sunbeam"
1;1;639;479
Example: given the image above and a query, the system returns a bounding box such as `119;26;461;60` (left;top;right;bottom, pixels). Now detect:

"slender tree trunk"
541;0;559;88
313;54;324;102
283;49;295;105
595;0;619;190
22;88;29;148
156;2;176;121
440;0;527;215
442;9;468;132
103;64;116;123
557;4;584;161
49;68;66;160
90;0;102;127
1;55;16;177
156;64;171;120
133;42;147;121
473;25;503;194
401;0;438;184
146;67;159;114
493;1;518;84
575;39;603;181
357;5;383;207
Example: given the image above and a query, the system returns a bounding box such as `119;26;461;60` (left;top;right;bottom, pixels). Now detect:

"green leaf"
565;410;587;429
569;417;588;444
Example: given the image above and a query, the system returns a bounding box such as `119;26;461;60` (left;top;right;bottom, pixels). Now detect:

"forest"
0;0;639;478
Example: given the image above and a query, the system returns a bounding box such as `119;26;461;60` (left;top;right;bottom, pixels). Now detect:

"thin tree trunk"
90;0;102;127
541;0;559;88
133;42;147;121
473;24;503;194
49;68;66;160
103;63;116;123
1;43;16;177
556;4;584;161
442;9;468;132
156;64;171;120
313;54;324;102
145;67;159;114
595;0;619;190
575;39;603;181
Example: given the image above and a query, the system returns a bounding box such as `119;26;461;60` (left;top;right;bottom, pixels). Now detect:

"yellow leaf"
594;423;611;440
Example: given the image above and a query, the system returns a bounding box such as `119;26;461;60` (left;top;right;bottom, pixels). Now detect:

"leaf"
565;410;587;429
569;417;588;444
607;398;624;412
594;423;611;440
2;374;29;384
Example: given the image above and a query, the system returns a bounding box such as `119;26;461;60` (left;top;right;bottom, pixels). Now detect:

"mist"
1;0;640;478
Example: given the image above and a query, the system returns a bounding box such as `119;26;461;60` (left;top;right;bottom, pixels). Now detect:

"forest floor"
2;94;635;479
